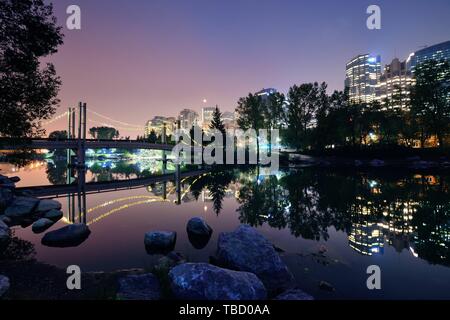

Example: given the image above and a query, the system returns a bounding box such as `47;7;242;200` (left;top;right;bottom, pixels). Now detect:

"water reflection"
2;151;449;268
182;168;450;267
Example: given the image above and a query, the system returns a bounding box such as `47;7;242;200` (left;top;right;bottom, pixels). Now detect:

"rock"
144;231;176;254
169;263;267;300
0;188;14;212
0;275;10;298
36;199;62;213
4;197;39;218
44;209;63;221
216;225;294;293
117;274;161;300
319;281;335;292
275;289;314;300
187;217;213;249
187;217;213;236
0;220;10;243
0;216;11;226
32;218;55;234
42;223;91;248
155;252;186;272
9;176;21;183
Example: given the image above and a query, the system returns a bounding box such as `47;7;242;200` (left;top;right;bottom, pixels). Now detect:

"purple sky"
45;0;450;137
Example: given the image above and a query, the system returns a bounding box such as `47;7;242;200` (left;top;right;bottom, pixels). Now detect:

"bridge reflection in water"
14;150;207;225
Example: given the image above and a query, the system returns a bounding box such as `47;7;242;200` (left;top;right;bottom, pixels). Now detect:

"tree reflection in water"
188;167;450;267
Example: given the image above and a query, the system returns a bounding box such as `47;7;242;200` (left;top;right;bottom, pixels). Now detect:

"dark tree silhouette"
411;59;450;148
0;0;64;137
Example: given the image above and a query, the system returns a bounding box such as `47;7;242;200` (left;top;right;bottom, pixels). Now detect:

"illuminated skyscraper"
178;109;199;131
408;40;450;72
201;106;216;130
376;58;415;109
345;54;381;104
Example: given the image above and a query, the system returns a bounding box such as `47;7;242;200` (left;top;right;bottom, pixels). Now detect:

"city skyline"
43;0;450;137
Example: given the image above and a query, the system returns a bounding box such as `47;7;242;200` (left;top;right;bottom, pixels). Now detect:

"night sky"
45;0;450;136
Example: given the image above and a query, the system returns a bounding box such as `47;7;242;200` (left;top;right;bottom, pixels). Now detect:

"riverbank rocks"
274;289;314;300
0;220;10;243
36;199;62;213
42;223;91;247
144;231;176;254
0;275;10;298
0;188;14;212
169;263;267;300
117;274;161;300
4;196;39;219
216;225;294;293
44;209;63;221
187;217;213;249
32;218;55;234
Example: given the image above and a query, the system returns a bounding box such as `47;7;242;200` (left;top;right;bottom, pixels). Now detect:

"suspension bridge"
0;103;176;155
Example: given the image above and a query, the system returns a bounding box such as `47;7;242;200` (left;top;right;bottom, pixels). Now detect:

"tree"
209;105;226;135
148;130;157;143
48;130;68;140
411;59;450;148
236;93;266;161
89;126;120;140
285;82;326;150
0;0;64;137
264;92;286;130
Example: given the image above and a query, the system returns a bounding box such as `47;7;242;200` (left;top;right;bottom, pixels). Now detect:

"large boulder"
42;224;91;247
32;218;55;234
36;199;62;213
169;263;267;300
0;188;14;212
216;225;294;293
117;274;161;300
4;197;39;218
274;289;314;300
0;220;10;243
44;209;63;221
186;217;213;249
144;231;176;254
0;275;10;298
8;176;21;183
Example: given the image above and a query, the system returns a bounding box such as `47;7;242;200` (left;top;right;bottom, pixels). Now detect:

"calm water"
1;150;450;300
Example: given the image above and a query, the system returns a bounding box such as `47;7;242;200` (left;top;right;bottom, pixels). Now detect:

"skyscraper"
376;58;415;110
345;54;381;104
408;40;450;72
179;109;199;131
201;106;216;130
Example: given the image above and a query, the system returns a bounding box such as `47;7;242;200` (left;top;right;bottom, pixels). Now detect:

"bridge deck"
0;138;174;151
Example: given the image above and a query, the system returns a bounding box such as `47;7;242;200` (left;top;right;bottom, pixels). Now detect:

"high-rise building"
179;109;199;131
255;88;277;105
145;116;176;137
201;107;216;130
345;54;382;104
376;58;415;109
407;40;450;72
222;111;236;130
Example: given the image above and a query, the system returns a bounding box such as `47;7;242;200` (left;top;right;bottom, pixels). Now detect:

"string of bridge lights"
42;108;145;131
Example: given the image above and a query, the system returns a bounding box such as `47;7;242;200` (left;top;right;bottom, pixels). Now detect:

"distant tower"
345;54;381;104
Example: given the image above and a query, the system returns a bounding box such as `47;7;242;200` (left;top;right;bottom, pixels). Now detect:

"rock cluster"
139;219;312;301
0;174;90;248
